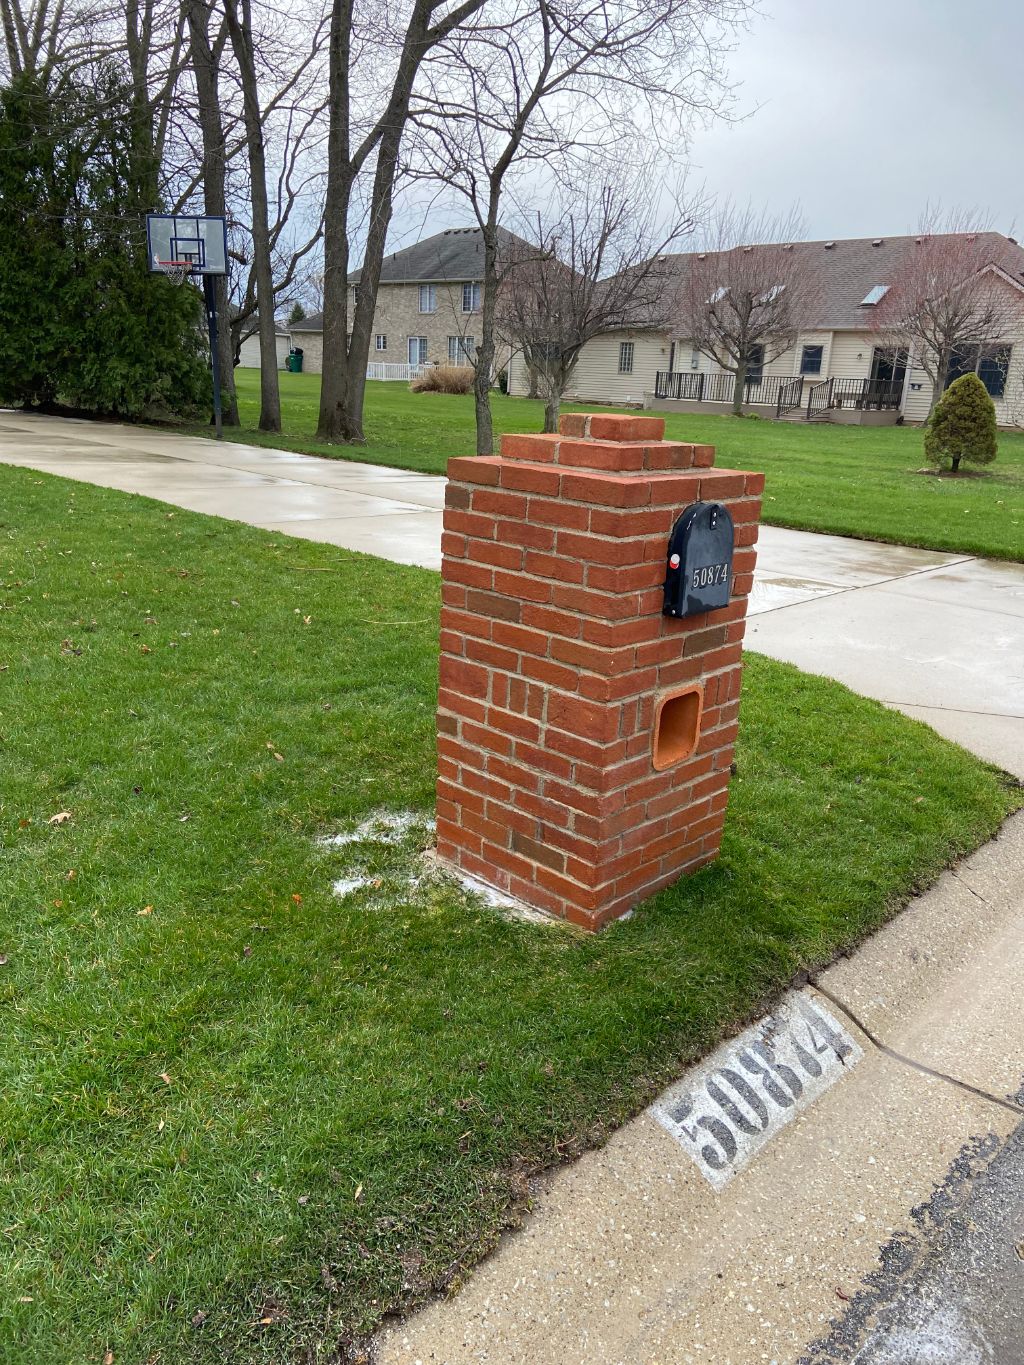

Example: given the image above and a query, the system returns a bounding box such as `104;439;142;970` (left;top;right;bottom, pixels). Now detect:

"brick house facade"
289;226;518;378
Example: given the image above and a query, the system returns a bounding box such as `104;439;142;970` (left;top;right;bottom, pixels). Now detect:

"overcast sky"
396;0;1023;251
685;0;1023;239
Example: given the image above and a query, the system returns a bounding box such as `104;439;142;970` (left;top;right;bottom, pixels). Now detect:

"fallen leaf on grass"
139;645;151;655
291;894;302;905
190;1310;207;1329
103;1350;114;1364
17;1296;32;1303
0;956;8;967
242;945;253;958
272;753;284;763
354;1184;364;1203
137;905;154;917
146;1247;162;1263
297;1194;309;1206
158;1073;172;1086
48;811;72;825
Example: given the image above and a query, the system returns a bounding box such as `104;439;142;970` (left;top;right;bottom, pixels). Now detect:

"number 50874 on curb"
650;992;863;1191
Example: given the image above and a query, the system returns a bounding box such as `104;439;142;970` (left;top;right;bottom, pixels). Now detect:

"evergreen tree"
923;372;998;473
0;74;209;419
288;301;307;323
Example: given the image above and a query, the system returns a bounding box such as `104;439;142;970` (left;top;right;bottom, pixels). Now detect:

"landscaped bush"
410;364;475;394
924;372;998;473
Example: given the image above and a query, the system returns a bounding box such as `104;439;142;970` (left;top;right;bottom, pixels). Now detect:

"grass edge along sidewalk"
187;369;1024;564
0;464;1019;1365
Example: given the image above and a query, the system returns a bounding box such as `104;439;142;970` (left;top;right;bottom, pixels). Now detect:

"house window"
418;284;436;313
375;334;387;352
745;344;765;384
462;282;481;313
448;335;475;364
800;344;823;375
618;341;635;374
945;342;1012;398
408;336;428;365
978;345;1011;398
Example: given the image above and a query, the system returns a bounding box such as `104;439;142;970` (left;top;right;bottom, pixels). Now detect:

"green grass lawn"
206;369;1024;562
0;465;1019;1364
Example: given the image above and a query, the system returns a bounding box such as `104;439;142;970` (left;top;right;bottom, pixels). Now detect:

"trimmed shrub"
924;372;998;473
410;365;474;395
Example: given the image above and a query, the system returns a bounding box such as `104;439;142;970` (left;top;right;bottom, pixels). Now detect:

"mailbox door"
663;502;735;618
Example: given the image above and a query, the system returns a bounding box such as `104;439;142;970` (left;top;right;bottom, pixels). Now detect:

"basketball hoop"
154;258;194;287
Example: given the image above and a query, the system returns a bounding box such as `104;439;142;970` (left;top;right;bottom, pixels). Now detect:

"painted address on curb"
651;991;863;1190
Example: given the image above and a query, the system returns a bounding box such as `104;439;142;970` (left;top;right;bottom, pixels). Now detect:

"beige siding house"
507;234;1024;426
290;227;516;379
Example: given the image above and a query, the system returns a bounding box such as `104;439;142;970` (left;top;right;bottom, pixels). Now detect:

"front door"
869;346;907;388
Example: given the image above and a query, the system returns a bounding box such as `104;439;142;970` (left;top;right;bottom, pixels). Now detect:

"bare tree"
498;168;698;431
413;0;747;454
872;208;1016;416
680;202;819;416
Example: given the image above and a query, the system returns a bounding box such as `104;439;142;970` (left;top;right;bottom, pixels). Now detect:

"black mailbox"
663;501;734;618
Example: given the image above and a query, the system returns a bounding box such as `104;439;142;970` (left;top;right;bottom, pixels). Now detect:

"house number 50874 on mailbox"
663;502;735;618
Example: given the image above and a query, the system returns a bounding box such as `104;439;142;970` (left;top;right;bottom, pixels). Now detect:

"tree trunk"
542;387;560;433
224;0;280;432
185;1;239;426
317;0;456;444
952;455;961;472
731;356;746;416
473;219;500;455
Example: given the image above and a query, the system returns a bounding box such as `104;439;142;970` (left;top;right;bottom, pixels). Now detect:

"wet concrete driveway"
1;409;1022;777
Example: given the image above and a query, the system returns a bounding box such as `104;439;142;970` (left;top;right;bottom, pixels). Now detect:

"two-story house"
289;226;519;377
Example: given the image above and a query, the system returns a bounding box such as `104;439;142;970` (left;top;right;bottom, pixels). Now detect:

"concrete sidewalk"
1;409;1021;777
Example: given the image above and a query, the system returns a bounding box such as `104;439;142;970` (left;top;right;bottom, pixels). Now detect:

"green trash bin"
287;348;304;373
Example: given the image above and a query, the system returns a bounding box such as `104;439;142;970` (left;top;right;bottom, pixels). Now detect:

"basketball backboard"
146;214;228;276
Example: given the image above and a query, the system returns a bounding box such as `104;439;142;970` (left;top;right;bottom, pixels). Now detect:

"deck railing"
654;371;807;409
829;377;903;410
366;361;431;382
775;375;804;418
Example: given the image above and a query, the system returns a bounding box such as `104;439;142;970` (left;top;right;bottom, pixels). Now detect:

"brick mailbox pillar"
435;412;764;930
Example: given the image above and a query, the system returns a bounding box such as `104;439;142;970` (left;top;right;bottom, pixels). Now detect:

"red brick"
586;562;662;593
588;506;674;538
491;620;550;657
462;720;512;757
745;471;766;494
560;472;652;508
585;413;665;443
521;602;583;638
499;432;559;462
437;689;487;724
447;456;500;484
581;616;660;648
730;497;762;524
467;538;525;571
500;462;562;495
493;569;552;603
551;637;636;675
523;550;585;584
438;655;489;697
494;519;557;552
465;588;522;623
556;438;646;472
555;530;649;567
486;707;541;744
441;532;467;558
548;692;620;743
445;559;494;591
557;413;588;438
699;472;746;499
527;498;590;530
464;637;519;672
445;483;471;509
510;829;566;873
440;605;490;639
519;654;581;692
644;473;703;506
472;488;528;519
444;509;498;540
735;523;760;547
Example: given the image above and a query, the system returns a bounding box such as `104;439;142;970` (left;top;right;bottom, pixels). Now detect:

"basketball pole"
203;274;224;440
